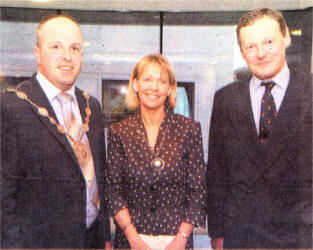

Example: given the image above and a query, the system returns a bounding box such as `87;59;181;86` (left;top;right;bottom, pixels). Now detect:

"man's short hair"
236;8;288;48
37;13;80;47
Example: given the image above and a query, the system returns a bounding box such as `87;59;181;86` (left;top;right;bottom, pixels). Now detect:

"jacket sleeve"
1;92;23;248
183;121;207;228
90;98;112;243
102;209;112;242
206;90;229;239
105;127;129;216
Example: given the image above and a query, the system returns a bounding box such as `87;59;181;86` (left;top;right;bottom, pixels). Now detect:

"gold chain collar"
7;87;92;135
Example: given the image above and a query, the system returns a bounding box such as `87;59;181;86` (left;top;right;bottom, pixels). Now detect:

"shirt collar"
250;62;290;92
36;71;76;102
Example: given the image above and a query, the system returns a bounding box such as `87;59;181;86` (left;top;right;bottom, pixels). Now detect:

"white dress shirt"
36;71;82;126
36;71;99;228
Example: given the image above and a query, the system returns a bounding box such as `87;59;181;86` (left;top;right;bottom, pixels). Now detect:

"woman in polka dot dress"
105;54;206;249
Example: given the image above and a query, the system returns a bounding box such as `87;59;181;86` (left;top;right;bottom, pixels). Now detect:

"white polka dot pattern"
105;110;206;247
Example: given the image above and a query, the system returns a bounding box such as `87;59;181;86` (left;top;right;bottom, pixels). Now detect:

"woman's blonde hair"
126;54;177;110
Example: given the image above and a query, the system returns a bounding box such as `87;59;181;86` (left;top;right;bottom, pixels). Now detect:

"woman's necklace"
142;112;168;172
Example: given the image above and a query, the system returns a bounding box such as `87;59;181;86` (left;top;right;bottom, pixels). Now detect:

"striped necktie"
57;93;99;207
57;93;100;228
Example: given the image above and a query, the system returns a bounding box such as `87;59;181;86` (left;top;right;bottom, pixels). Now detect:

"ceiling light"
83;41;91;47
290;29;302;36
92;54;101;59
120;87;127;95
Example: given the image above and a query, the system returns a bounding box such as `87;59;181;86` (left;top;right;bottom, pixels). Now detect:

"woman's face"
134;63;171;111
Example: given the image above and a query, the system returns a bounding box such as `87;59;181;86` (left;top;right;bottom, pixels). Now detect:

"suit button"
150;207;156;213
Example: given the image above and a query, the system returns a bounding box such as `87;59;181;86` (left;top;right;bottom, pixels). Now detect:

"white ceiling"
0;0;312;12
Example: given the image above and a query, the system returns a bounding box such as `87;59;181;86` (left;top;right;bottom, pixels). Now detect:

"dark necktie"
259;81;277;143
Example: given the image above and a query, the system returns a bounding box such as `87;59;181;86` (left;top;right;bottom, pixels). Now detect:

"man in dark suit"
1;14;111;248
207;8;312;249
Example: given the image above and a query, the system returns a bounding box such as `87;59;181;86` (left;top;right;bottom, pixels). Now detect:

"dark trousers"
84;216;104;249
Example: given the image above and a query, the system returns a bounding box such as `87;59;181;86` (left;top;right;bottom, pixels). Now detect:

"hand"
211;237;223;249
105;241;112;249
165;236;187;250
129;236;151;250
114;209;150;249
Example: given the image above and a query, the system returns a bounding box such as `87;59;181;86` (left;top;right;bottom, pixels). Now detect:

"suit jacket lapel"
76;88;86;122
19;76;80;167
250;70;304;179
227;81;271;181
76;88;106;184
75;88;96;161
267;70;303;146
242;70;305;185
228;80;261;151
